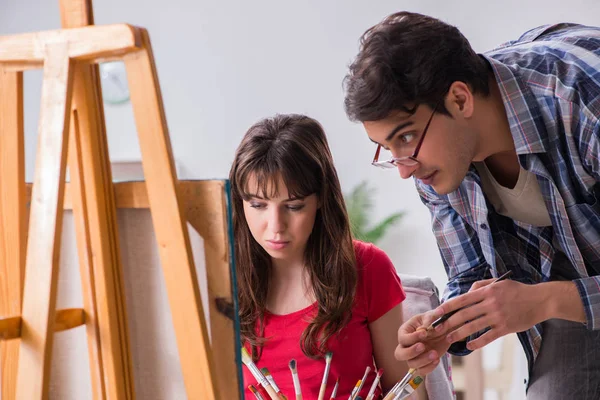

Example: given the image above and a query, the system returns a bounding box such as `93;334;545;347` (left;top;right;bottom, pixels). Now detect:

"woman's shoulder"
352;239;392;269
351;240;406;319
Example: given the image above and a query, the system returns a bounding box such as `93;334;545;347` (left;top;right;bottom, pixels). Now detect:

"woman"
230;114;409;399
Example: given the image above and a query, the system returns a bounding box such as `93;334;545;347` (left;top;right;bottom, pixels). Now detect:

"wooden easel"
0;0;240;398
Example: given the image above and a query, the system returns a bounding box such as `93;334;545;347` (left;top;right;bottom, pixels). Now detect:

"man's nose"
398;163;418;179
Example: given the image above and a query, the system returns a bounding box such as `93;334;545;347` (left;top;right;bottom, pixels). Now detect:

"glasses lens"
372;161;396;169
392;158;418;167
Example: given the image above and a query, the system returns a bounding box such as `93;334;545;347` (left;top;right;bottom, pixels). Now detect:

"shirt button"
480;223;488;230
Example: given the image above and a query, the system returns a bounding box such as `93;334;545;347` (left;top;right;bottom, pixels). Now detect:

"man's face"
363;102;476;195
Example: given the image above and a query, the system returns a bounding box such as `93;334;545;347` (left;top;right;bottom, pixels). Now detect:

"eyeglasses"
371;102;439;168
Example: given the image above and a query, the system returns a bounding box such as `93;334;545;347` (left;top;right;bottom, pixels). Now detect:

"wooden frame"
0;0;241;398
0;65;26;400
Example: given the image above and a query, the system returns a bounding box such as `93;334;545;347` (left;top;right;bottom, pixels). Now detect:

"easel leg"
125;30;219;399
59;1;135;398
67;107;106;400
15;43;74;399
0;67;26;400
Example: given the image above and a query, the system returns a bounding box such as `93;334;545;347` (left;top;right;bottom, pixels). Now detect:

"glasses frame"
371;102;439;168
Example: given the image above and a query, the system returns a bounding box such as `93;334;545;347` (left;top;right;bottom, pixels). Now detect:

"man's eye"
399;132;416;144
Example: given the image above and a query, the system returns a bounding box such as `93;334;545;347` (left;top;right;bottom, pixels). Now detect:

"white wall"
2;2;599;397
2;0;599;292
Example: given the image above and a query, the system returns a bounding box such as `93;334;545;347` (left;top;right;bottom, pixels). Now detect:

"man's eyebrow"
385;121;414;142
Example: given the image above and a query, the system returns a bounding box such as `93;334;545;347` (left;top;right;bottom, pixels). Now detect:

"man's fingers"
394;341;427;362
406;349;440;370
446;315;490;344
469;278;495;292
398;313;437;346
436;288;485;318
442;300;489;333
416;359;440;376
398;326;427;347
422;309;444;327
466;329;503;351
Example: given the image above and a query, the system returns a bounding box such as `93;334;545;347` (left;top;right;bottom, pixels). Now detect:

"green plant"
344;180;404;244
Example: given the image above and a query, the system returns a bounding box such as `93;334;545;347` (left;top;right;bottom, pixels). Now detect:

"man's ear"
447;81;474;118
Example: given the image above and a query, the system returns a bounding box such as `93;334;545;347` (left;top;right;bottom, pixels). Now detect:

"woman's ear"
447;81;474;119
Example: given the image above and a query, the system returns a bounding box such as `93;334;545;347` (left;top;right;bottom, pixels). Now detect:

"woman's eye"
287;205;304;211
249;202;266;209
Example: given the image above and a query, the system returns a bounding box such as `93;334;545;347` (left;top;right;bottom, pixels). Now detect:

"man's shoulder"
487;23;600;54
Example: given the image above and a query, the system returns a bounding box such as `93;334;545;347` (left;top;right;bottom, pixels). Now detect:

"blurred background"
2;1;599;398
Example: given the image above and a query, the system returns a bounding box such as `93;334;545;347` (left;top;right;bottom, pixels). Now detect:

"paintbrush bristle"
289;359;297;372
241;347;252;365
325;351;333;362
377;368;383;377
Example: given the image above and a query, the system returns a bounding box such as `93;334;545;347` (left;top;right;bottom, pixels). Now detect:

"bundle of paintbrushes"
241;347;285;400
383;270;515;399
241;347;386;399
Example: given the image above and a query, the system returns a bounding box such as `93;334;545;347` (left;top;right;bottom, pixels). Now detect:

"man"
343;11;600;398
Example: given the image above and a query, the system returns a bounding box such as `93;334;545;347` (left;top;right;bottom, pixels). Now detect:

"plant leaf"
344;181;372;236
362;212;405;244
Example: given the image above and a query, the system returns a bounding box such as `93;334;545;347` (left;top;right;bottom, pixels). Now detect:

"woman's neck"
266;259;315;315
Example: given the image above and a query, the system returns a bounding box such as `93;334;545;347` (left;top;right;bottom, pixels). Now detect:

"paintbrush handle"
382;392;396;400
318;385;327;400
263;384;280;400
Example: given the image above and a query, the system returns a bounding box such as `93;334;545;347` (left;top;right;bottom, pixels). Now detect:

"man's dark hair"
344;11;490;122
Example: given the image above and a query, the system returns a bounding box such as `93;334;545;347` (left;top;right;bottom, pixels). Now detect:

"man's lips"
416;171;437;184
416;171;435;180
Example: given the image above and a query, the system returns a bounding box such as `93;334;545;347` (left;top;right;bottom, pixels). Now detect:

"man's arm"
434;278;586;351
416;180;492;355
574;117;600;331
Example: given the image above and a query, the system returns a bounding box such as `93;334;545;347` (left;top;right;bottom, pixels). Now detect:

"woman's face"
242;174;319;264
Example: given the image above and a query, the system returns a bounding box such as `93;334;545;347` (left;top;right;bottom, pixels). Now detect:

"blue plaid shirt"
416;23;600;374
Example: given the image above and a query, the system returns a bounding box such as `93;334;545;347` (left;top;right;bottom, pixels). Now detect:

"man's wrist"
537;281;586;323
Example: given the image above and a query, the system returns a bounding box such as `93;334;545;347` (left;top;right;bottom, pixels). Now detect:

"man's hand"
394;310;452;375
435;279;549;351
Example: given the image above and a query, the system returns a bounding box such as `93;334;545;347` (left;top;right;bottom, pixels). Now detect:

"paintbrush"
365;368;383;400
351;366;371;400
317;352;333;400
241;347;280;400
249;384;266;400
261;368;287;400
289;359;303;400
329;378;339;400
348;379;362;400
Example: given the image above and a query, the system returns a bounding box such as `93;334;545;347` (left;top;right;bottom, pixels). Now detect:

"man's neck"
472;75;521;188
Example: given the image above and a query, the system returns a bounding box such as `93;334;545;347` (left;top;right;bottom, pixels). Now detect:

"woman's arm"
369;304;408;392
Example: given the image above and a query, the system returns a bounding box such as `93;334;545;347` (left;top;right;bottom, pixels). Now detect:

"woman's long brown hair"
229;114;357;360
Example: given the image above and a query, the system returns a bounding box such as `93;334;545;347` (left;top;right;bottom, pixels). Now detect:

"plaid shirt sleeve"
416;181;493;355
574;119;600;331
